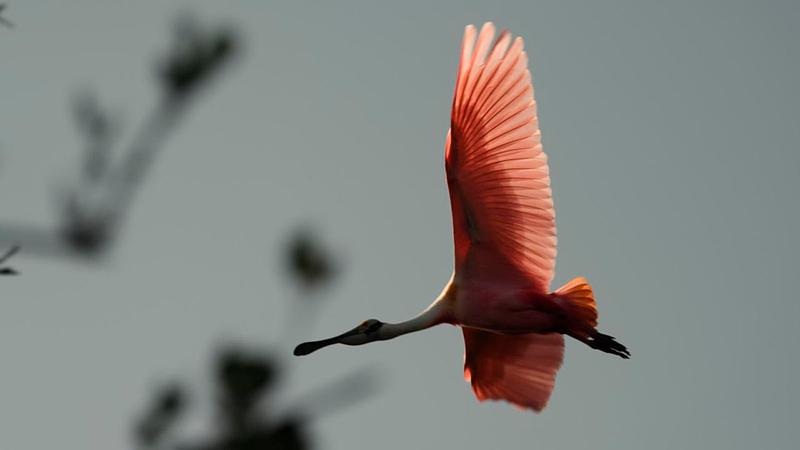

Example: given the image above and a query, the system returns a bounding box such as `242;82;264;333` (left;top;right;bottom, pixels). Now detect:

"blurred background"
1;1;799;449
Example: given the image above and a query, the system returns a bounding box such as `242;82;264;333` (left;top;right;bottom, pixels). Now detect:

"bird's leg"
576;331;630;359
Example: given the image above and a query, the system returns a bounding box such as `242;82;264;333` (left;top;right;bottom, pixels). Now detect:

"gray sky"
1;1;799;449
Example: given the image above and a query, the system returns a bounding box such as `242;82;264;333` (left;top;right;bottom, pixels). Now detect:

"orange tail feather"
555;276;597;337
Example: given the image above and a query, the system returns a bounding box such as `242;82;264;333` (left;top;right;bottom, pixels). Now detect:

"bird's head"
294;319;384;356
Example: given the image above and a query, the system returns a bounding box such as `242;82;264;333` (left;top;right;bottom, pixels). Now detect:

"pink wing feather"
463;329;564;412
446;23;556;293
448;23;563;412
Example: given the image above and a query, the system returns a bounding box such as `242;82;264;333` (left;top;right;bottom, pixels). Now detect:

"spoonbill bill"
295;23;629;412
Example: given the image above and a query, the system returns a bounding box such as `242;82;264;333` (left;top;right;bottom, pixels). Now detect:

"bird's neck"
379;277;456;340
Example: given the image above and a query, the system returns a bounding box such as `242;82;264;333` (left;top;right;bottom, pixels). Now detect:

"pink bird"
295;23;628;412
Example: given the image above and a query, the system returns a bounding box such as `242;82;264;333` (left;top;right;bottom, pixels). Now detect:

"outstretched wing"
463;328;564;412
446;23;556;292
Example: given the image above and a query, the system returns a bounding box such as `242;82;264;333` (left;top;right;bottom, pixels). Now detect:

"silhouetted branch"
0;223;78;259
72;90;119;183
281;226;341;349
132;220;373;450
0;14;240;261
135;344;311;450
0;3;13;28
0;244;19;274
133;328;381;450
135;383;187;448
215;346;277;434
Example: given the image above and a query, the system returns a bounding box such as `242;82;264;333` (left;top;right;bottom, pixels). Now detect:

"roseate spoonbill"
295;23;629;412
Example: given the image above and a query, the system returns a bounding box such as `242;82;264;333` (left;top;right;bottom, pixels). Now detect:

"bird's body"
295;22;628;412
444;278;559;334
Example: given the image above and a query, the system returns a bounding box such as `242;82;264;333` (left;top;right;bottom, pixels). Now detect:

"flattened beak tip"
293;342;314;356
294;327;361;357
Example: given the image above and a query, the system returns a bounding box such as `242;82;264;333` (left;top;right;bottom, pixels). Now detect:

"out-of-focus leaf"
218;417;310;450
59;196;114;256
159;15;239;98
285;228;336;290
134;382;188;447
216;345;278;432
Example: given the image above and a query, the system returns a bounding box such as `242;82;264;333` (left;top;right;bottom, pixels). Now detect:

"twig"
0;4;13;28
0;243;20;274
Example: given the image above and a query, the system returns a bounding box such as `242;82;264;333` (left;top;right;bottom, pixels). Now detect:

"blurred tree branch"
0;244;19;274
135;345;381;450
0;3;12;28
133;228;381;450
0;14;239;261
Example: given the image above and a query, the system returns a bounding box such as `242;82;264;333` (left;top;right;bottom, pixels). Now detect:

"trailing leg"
580;330;630;359
554;276;630;359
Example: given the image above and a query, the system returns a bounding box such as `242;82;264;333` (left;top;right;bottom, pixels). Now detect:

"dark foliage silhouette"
133;229;379;450
285;227;337;292
3;9;380;449
135;383;186;447
282;227;341;347
160;15;237;100
135;346;309;450
0;14;239;261
0;3;12;28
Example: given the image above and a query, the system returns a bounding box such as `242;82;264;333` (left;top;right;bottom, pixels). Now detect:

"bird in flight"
295;23;629;412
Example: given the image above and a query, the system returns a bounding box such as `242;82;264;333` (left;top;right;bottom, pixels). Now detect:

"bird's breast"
454;284;562;333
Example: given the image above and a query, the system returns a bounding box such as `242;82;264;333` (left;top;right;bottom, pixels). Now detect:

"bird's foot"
586;331;630;359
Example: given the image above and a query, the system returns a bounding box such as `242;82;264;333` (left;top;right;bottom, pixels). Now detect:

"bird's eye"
365;321;382;334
